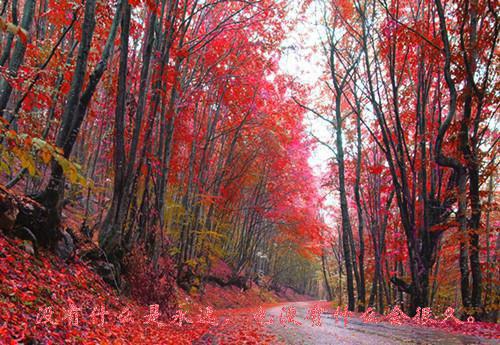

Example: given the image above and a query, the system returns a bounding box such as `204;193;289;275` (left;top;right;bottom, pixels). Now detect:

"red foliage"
0;233;292;343
123;246;177;317
0;234;207;343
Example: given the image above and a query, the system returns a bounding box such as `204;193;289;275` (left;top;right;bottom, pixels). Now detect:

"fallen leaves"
0;233;286;344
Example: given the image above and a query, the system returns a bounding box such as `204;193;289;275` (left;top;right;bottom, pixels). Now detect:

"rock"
66;227;78;245
11;193;50;246
0;190;18;232
14;226;38;245
79;246;104;261
94;260;117;286
25;337;43;345
21;241;35;255
13;226;38;255
55;229;75;260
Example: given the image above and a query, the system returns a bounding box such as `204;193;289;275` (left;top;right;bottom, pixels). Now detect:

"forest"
0;0;498;343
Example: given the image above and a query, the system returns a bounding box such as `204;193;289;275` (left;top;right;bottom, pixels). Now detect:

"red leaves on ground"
0;233;306;344
0;234;210;344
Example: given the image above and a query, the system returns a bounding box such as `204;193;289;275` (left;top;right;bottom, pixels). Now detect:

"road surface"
264;302;498;345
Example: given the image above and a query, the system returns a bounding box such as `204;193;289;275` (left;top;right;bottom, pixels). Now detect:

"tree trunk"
321;251;333;301
468;164;483;314
0;0;18;67
0;0;35;118
334;91;356;311
38;0;122;245
458;168;472;308
99;1;131;261
34;0;97;245
354;99;366;312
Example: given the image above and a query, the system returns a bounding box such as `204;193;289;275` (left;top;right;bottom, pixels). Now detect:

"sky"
278;1;339;228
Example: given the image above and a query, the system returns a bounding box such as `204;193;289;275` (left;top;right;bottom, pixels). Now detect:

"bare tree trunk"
460;0;483;316
38;0;123;245
99;0;131;260
0;0;18;66
458;169;472;308
0;0;35;118
354;91;366;311
321;251;333;301
33;0;97;245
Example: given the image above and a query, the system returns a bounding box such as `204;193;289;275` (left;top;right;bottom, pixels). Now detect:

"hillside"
0;231;295;344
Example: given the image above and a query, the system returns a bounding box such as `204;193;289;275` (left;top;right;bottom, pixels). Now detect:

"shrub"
123;246;178;317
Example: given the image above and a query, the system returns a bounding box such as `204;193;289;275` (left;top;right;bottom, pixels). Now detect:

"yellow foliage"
39;148;52;164
0;158;10;174
185;259;198;268
1;127;88;187
0;17;28;44
198;229;225;239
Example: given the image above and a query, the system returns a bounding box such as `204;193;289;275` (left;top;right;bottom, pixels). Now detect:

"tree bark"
37;0;122;245
0;0;35;118
321;251;333;300
354;91;366;311
0;0;18;67
334;91;356;311
99;0;131;261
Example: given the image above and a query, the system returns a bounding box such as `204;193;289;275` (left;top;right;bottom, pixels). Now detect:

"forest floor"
2;232;499;344
0;233;302;344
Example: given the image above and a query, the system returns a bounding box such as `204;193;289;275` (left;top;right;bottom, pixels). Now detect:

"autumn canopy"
0;0;498;343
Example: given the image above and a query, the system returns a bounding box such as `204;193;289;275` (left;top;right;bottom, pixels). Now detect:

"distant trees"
0;0;323;302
